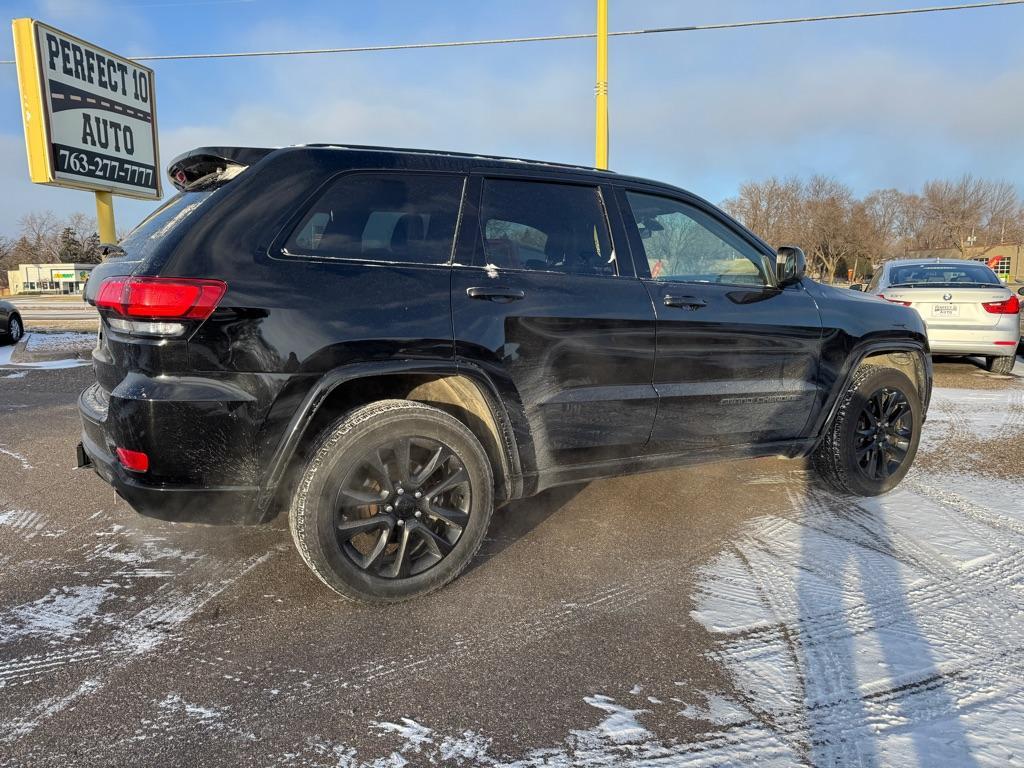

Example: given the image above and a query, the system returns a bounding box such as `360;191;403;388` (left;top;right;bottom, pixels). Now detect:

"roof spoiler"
166;146;275;191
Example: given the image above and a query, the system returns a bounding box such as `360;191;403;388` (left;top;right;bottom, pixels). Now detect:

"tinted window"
888;262;1001;287
626;192;769;286
285;173;465;265
477;179;616;276
120;190;218;263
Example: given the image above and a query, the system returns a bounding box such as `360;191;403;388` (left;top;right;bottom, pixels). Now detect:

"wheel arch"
811;339;932;449
256;361;522;519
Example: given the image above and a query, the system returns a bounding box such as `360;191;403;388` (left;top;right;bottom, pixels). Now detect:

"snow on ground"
0;333;91;370
0;368;1021;765
922;386;1024;450
254;377;1024;767
22;332;94;354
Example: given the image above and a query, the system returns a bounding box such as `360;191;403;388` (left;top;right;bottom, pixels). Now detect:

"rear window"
118;190;218;262
283;173;466;265
888;262;1002;287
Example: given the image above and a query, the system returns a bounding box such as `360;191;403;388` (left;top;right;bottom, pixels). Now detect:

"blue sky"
0;0;1022;237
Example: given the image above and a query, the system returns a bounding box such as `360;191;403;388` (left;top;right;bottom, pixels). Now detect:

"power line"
2;1;1022;64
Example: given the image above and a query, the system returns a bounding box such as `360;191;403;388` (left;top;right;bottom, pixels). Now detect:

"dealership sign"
12;19;161;199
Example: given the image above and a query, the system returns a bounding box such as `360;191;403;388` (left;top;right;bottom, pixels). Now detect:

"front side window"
477;179;616;276
626;191;770;286
285;173;465;265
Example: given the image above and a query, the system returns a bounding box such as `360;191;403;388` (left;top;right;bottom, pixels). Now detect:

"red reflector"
982;295;1020;314
116;447;149;472
994;341;1018;346
96;277;227;320
878;294;912;307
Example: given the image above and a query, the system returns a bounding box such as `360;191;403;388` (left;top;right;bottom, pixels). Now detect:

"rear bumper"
77;383;265;525
928;340;1019;356
926;324;1020;356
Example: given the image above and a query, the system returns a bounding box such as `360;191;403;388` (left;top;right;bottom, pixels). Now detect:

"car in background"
1;300;24;345
853;258;1021;374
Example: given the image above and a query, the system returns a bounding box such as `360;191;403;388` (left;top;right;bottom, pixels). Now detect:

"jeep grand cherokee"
77;145;932;602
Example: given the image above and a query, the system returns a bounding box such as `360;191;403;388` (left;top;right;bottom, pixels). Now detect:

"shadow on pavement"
797;501;979;766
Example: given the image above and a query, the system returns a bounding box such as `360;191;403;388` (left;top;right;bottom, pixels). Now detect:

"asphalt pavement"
1;339;1022;767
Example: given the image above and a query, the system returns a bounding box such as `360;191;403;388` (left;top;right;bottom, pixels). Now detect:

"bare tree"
863;188;903;262
802;176;862;283
722;177;804;247
12;211;62;264
0;237;14;291
922;175;1020;258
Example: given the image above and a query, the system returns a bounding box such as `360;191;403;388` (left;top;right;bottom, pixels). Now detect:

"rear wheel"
985;354;1016;375
812;365;922;496
289;399;493;603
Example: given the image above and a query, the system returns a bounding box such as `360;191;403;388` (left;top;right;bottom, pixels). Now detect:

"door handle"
467;286;526;302
663;294;707;309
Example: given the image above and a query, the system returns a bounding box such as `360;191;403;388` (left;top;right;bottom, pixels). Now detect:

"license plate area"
931;304;960;318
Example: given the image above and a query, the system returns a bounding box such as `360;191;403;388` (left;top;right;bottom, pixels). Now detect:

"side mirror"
1018;286;1024;296
776;245;807;286
849;284;864;291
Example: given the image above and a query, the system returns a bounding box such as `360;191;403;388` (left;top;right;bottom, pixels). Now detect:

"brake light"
116;447;149;473
878;294;913;307
982;295;1020;314
96;277;227;320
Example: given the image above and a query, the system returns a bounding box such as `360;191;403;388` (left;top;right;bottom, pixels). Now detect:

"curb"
9;332;95;365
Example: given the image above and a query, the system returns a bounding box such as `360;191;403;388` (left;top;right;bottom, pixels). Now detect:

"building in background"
903;244;1024;285
6;263;95;294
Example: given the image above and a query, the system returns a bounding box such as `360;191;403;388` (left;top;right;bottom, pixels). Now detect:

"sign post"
11;18;160;243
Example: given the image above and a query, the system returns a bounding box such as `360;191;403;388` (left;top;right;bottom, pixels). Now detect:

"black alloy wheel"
289;399;494;603
853;387;913;482
812;365;922;497
334;436;471;579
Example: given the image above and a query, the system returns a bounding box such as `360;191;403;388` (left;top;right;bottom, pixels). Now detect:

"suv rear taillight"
96;277;227;336
982;295;1020;314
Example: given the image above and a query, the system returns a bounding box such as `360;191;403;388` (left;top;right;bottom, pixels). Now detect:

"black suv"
77;145;932;602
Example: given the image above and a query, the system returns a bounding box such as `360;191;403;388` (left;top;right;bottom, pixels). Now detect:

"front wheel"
985;354;1016;375
4;315;22;345
812;365;922;496
289;399;494;603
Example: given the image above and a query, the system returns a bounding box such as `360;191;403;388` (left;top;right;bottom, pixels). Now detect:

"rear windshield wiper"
99;243;126;258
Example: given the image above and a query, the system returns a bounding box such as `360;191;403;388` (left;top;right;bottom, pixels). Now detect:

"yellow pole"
94;191;116;244
595;0;609;169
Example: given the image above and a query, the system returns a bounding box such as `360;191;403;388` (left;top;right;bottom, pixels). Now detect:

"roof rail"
302;143;613;174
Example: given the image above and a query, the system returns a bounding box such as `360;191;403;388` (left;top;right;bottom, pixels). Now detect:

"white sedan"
856;259;1021;374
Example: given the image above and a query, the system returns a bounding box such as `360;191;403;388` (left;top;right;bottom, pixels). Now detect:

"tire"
985;354;1016;375
4;315;22;345
811;365;922;497
289;399;494;603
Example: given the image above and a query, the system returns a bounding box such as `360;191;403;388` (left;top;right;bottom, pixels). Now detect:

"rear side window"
284;173;465;265
477;179;616;276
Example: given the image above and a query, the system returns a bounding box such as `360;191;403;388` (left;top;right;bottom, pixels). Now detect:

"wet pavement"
1;346;1022;767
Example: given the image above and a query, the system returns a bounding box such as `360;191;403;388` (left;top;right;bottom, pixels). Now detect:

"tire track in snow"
0;446;32;471
0;547;282;694
688;479;1024;765
0;509;47;542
